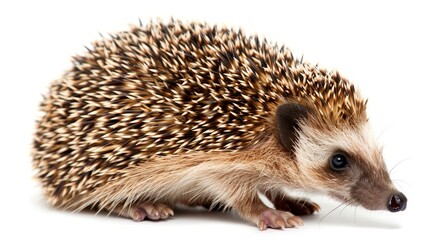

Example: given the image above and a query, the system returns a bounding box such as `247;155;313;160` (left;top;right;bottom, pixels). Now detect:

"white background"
1;0;428;239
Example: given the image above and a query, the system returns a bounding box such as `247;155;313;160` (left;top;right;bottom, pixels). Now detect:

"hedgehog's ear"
276;103;311;152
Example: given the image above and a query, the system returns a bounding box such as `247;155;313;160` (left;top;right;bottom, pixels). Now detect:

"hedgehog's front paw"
256;209;303;230
110;203;174;221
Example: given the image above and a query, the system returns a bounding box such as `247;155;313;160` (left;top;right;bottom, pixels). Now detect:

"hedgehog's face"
276;103;407;212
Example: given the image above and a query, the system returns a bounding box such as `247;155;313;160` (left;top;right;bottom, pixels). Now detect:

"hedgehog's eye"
330;154;349;171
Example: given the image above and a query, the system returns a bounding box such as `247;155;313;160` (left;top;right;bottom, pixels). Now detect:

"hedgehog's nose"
387;192;407;212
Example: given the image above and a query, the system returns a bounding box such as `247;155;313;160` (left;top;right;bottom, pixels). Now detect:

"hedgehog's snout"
387;192;407;212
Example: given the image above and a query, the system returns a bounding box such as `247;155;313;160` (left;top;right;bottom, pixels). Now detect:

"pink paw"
132;203;174;221
256;209;303;230
112;203;174;221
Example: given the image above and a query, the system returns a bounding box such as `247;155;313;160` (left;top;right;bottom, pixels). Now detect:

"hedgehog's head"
275;102;407;212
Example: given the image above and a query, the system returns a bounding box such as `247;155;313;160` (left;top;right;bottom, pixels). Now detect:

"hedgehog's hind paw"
108;203;174;221
267;193;320;216
277;198;320;216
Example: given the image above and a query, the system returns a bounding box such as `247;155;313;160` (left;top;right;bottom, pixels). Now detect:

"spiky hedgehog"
33;19;407;230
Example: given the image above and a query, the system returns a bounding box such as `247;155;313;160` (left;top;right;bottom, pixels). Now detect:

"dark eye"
330;154;349;171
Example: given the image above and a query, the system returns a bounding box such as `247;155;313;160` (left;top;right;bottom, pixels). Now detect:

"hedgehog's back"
33;20;368;206
32;21;299;205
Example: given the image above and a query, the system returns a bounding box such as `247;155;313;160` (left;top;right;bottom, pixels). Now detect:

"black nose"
387;192;407;212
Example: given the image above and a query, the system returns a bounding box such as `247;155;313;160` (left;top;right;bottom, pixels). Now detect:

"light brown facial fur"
292;108;405;211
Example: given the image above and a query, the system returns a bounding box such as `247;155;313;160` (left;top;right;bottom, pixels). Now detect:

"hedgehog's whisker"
354;205;358;225
392;179;411;186
319;201;347;224
388;157;412;175
376;126;390;142
391;180;412;192
339;201;352;217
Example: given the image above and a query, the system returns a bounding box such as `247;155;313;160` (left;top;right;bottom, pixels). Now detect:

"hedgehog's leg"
108;203;174;221
234;195;303;230
266;191;320;216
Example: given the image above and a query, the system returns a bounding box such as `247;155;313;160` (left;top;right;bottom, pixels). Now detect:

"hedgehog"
32;19;407;230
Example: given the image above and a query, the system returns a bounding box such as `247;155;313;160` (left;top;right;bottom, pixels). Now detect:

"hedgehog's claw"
131;207;146;221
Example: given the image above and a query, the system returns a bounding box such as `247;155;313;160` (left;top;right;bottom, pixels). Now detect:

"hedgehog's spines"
33;19;366;207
